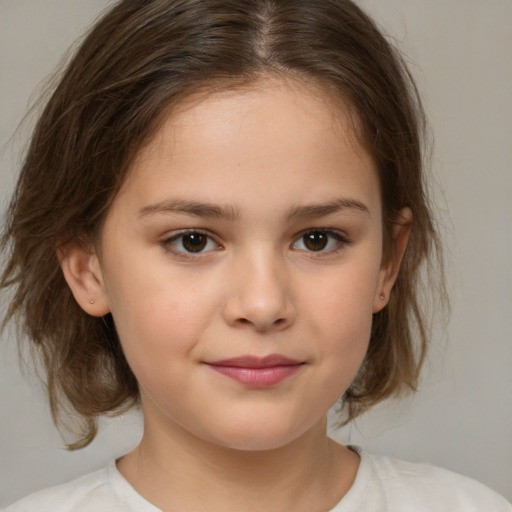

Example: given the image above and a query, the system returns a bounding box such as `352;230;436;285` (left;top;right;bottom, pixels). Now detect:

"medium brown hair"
1;0;445;449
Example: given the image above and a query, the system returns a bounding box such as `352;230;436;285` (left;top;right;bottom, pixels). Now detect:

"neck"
118;412;359;512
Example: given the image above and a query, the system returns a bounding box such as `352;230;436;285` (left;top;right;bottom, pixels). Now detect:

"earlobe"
373;207;412;313
58;242;110;317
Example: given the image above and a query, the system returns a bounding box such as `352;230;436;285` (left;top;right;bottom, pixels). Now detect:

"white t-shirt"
4;448;511;511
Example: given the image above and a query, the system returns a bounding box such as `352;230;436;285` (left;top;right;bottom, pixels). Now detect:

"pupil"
183;233;207;252
304;232;327;251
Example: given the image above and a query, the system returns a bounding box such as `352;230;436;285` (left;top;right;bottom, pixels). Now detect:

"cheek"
296;286;373;419
104;262;222;372
313;297;372;370
301;261;379;375
306;264;378;332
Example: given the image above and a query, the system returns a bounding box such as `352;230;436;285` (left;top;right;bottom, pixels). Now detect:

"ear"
58;241;110;317
373;207;412;313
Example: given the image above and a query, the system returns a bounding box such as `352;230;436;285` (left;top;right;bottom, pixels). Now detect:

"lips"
205;355;304;388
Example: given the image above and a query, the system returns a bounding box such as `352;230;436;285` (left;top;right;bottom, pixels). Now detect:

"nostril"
234;315;288;331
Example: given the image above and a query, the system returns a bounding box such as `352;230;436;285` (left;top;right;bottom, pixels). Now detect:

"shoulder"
4;462;120;512
336;447;511;511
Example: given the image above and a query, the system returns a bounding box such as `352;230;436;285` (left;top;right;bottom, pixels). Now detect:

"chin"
216;436;300;453
204;417;318;453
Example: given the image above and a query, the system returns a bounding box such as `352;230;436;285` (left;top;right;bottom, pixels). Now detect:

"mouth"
205;355;305;388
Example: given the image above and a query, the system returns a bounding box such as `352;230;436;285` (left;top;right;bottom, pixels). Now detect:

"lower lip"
208;364;302;388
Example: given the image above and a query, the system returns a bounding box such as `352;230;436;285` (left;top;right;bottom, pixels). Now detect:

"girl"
1;0;510;510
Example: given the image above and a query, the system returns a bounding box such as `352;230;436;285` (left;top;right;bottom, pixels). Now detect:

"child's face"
65;78;405;451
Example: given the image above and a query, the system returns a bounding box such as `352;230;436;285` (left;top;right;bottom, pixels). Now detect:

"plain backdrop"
1;0;511;507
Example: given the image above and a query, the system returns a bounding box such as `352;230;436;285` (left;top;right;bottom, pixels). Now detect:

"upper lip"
206;355;303;368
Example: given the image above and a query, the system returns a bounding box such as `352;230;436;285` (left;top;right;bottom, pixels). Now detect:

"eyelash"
160;228;350;259
161;229;221;259
292;229;350;255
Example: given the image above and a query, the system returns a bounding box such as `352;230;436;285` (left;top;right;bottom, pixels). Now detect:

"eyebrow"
138;199;240;221
138;197;369;222
285;198;370;220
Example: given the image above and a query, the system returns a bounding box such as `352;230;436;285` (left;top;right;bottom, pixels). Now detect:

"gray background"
1;0;511;507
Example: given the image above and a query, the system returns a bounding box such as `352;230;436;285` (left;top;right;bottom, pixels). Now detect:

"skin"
61;77;411;512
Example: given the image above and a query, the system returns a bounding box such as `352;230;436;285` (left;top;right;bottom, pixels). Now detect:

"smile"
205;355;304;388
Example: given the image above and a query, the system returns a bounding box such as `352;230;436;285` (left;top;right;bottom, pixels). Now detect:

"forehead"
116;77;380;217
136;76;362;160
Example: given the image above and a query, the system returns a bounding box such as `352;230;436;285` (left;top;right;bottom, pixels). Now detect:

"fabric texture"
5;448;511;511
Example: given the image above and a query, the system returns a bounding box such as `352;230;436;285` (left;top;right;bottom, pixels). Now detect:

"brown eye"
182;233;208;252
292;229;348;253
165;231;219;255
303;231;329;251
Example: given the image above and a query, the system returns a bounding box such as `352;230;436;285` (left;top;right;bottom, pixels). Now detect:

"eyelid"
161;229;222;258
291;228;350;253
159;227;349;259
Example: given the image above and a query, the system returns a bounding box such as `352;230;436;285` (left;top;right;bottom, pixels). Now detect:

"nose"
222;249;296;332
